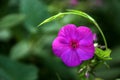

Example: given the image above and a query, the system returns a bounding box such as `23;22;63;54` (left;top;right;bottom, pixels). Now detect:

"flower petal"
58;24;78;40
52;37;69;57
77;44;95;60
93;33;97;41
77;26;94;46
61;49;82;67
79;39;93;46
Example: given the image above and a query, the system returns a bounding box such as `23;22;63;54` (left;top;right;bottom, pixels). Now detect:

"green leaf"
38;13;64;26
37;9;96;27
66;9;95;22
96;67;120;80
38;9;95;27
0;55;38;80
95;78;104;80
0;29;12;41
0;14;25;29
20;0;49;33
95;48;112;60
108;46;120;64
10;40;31;60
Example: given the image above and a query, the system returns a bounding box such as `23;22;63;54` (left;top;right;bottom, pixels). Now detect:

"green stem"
93;21;108;49
56;73;61;80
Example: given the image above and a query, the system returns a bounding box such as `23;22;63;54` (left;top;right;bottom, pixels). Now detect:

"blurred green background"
0;0;120;80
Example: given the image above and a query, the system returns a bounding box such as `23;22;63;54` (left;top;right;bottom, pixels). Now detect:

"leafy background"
0;0;120;80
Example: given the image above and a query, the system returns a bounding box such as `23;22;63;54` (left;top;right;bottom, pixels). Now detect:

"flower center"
70;40;78;49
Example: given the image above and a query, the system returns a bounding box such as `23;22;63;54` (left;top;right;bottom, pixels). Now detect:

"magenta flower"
52;24;95;67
